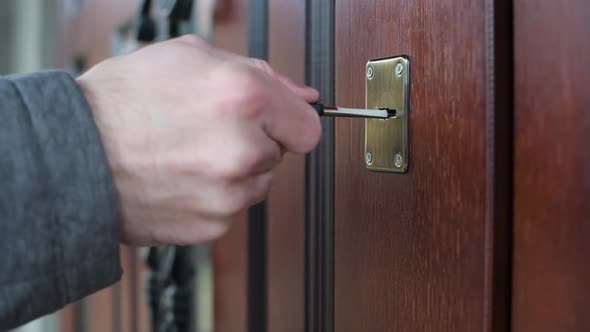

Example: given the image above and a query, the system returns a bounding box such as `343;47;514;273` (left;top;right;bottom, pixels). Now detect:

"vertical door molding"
247;1;269;332
267;0;307;331
212;0;249;330
304;1;335;332
483;0;514;331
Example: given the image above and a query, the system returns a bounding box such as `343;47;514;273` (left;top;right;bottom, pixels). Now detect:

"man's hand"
77;35;321;246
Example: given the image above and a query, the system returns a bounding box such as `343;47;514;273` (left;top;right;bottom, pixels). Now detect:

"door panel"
267;0;307;331
513;0;590;330
334;1;508;331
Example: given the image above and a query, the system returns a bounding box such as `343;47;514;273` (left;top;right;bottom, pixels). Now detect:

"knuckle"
176;34;208;46
212;191;249;217
200;222;231;241
235;148;264;173
257;173;274;199
211;144;275;181
250;59;274;74
219;67;271;119
174;222;230;245
213;160;248;180
213;148;261;180
297;114;322;153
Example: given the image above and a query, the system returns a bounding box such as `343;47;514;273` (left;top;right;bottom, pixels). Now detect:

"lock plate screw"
366;66;375;79
395;62;404;76
365;152;373;165
394;153;403;167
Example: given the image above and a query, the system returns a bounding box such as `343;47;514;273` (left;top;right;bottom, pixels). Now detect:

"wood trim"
112;283;122;332
212;0;249;330
304;1;335;332
247;1;269;332
247;206;267;332
483;0;514;331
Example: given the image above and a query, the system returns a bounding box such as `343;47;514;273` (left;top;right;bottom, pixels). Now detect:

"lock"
365;56;410;173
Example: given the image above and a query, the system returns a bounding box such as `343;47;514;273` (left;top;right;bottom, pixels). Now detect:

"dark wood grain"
334;1;510;331
266;0;307;331
512;1;590;331
212;1;249;330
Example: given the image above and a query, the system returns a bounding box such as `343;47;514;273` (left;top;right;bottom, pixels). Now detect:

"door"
332;1;511;331
210;0;590;331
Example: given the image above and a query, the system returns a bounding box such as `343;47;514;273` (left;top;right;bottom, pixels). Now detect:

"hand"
77;35;321;246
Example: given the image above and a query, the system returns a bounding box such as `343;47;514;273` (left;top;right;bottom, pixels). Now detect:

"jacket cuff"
0;70;121;328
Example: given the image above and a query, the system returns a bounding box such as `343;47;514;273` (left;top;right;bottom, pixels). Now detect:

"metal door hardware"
365;56;410;173
311;103;394;119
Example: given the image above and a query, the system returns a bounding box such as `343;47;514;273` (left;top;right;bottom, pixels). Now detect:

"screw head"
365;152;373;165
395;62;404;76
394;153;403;167
366;66;374;79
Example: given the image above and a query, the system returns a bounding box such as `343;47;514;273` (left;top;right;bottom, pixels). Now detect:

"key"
311;103;396;119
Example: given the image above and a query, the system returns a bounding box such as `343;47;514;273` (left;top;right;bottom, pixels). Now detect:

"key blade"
322;107;391;119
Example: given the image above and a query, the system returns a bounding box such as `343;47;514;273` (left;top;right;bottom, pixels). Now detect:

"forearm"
0;71;121;330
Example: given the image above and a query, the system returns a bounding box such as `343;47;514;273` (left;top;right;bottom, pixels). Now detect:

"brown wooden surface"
85;276;114;332
81;247;148;332
213;215;248;332
512;1;590;331
212;0;249;330
119;247;150;332
334;1;506;331
266;0;307;331
59;302;76;332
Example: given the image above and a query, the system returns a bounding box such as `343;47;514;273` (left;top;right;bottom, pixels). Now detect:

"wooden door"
512;0;590;330
211;0;590;331
333;1;511;331
267;0;307;331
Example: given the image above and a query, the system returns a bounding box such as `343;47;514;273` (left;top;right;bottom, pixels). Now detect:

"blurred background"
1;0;238;331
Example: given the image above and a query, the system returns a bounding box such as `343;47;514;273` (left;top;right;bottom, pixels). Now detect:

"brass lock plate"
365;56;410;173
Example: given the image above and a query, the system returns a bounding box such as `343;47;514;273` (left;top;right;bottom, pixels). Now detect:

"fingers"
175;36;321;153
234;60;321;153
214;63;322;155
173;34;319;104
204;171;274;218
212;45;319;102
259;74;322;154
158;169;271;245
244;171;274;206
245;58;319;103
205;124;283;180
173;35;321;153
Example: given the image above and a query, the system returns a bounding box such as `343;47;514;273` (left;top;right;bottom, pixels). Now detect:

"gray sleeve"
0;70;122;330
